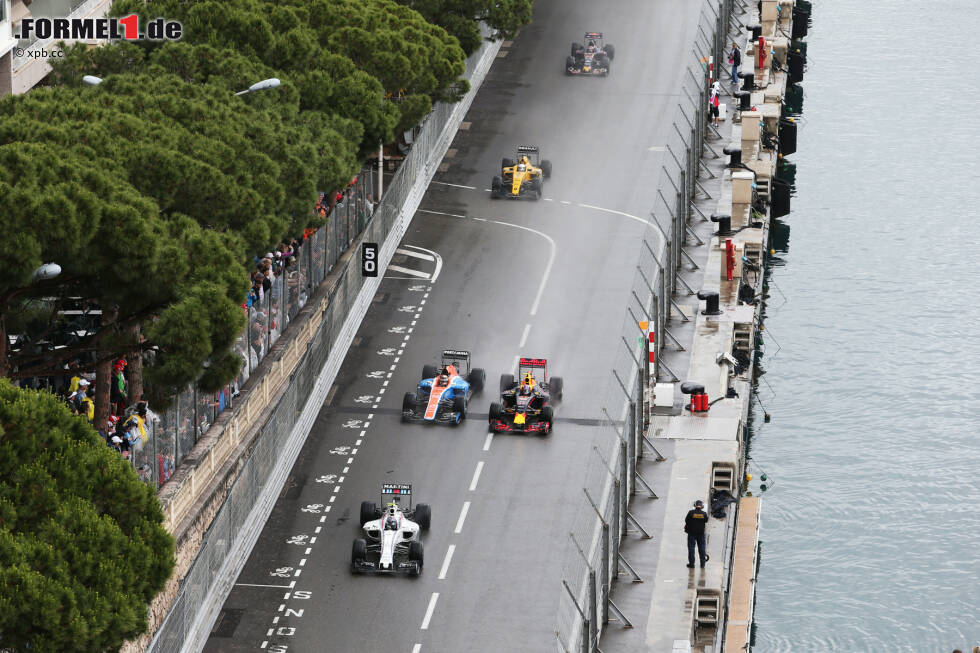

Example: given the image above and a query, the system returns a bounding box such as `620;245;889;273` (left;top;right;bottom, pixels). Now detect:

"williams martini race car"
402;350;486;426
351;483;430;576
488;357;564;434
491;145;553;200
565;32;615;76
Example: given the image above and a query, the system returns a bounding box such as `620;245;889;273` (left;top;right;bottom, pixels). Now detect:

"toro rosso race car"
488;357;564;434
402;350;486;426
351;483;430;576
491;146;552;200
566;32;615;76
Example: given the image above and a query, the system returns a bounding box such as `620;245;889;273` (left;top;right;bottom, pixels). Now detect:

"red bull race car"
488;357;564;434
565;32;615;76
402;350;486;426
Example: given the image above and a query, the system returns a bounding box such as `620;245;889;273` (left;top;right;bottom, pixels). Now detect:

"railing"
145;27;501;653
129;170;376;490
554;2;734;651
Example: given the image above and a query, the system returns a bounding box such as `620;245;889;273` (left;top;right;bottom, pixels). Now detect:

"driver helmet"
523;372;535;386
518;162;527;172
385;515;398;530
587;41;596;52
437;374;450;386
520;383;531;396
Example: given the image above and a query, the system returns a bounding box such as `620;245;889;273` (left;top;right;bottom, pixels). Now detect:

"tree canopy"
396;0;534;55
0;380;175;651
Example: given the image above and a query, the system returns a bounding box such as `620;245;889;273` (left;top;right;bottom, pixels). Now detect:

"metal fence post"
588;569;598;652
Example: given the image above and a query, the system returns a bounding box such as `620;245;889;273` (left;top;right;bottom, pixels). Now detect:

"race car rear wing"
584;31;603;39
382;483;413;509
441;349;471;374
516;145;539;153
518;357;548;382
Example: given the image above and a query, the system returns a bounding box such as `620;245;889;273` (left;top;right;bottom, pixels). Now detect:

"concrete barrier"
134;31;504;653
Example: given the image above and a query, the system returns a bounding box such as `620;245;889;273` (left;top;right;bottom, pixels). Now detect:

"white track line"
412;645;422;653
388;265;430;278
519;323;531;347
455;501;471;534
469;461;484;491
416;209;553;314
488;219;555;316
402;244;442;282
438;545;456;579
420;593;439;630
396;247;435;261
430;181;476;190
482;432;493;451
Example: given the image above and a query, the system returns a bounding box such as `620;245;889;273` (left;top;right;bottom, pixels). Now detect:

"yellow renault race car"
490;145;552;200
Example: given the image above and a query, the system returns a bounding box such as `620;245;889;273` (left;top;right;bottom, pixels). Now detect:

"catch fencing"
554;1;736;651
128;170;376;490
147;28;501;653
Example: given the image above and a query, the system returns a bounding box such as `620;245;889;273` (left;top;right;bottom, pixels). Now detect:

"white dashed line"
309;537;316;544
278;604;285;612
294;569;302;577
347;457;354;464
352;448;358;455
519;323;531;347
272;616;279;624
320;515;327;523
483;432;493;451
438;545;456;580
330;496;336;503
455;501;471;534
343;466;349;473
390;364;397;371
305;548;312;555
412;644;422;653
339;475;347;482
333;486;341;493
299;558;307;566
261;641;268;649
420;593;440;630
469;462;484;491
560;200;571;205
315;526;321;533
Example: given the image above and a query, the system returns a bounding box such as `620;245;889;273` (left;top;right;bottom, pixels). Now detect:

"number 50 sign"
361;242;379;277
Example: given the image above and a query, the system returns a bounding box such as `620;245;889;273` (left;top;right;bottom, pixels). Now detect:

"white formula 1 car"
351;483;431;576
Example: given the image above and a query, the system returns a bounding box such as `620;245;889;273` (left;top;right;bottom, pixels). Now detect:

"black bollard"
740;71;755;91
697;290;722;316
734;89;752;111
748;24;762;40
723;145;742;167
680;382;706;412
710;213;733;235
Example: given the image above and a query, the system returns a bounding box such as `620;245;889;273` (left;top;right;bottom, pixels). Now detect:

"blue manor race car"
402;350;486;426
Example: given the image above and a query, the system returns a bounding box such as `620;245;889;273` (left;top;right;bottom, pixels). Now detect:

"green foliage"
0;381;175;651
397;0;535;55
95;0;468;152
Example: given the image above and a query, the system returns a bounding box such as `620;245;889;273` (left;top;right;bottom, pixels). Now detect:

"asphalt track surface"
205;1;704;651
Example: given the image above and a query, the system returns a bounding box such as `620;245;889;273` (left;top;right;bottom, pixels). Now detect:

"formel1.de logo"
17;15;183;41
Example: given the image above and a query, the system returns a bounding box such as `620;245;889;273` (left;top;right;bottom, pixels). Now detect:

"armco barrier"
554;1;735;651
138;28;502;653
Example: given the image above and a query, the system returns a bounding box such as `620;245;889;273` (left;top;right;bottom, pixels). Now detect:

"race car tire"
540;406;555;434
501;158;515;171
603;44;615;60
571;42;583;57
360;501;379;526
402;392;416;420
422;364;438;380
468;367;486;392
414;503;432;531
549;376;564;400
541;160;552;179
499;373;515;393
452;395;466;424
409;540;424;567
351;538;367;567
565;55;576;74
489;401;503;424
491;175;503;199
